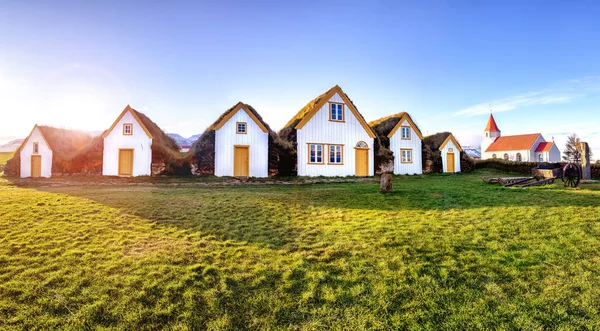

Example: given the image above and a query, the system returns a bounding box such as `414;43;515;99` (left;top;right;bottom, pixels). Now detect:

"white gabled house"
102;105;154;177
369;112;424;175
439;133;463;173
210;102;272;177
17;125;53;178
279;85;376;177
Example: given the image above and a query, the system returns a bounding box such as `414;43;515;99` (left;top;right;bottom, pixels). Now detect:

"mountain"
188;134;202;141
166;133;192;147
463;146;481;159
0;138;24;152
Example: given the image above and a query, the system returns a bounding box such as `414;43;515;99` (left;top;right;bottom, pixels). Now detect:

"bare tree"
562;133;582;163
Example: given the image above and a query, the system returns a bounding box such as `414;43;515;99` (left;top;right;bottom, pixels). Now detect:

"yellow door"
234;146;249;177
447;153;455;173
31;155;41;178
118;149;134;176
355;149;369;176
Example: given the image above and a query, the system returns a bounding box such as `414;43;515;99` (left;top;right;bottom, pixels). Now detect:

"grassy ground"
0;152;13;165
1;170;600;330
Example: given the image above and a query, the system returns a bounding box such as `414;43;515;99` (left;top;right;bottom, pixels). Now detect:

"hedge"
475;159;600;179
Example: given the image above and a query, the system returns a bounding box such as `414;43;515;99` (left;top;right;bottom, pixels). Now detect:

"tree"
562;133;582;163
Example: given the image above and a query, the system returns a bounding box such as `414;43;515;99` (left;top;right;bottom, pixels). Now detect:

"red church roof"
485;113;500;132
535;142;554;152
485;133;541;152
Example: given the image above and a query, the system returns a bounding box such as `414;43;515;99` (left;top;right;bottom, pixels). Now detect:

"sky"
1;0;600;157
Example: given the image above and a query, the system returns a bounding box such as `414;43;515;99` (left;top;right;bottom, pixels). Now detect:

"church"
480;113;561;162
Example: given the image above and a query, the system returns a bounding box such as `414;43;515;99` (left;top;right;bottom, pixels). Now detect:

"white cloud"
453;91;578;117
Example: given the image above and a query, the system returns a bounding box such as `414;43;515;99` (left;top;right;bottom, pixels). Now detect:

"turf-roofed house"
480;113;561;162
6;125;92;178
101;105;180;177
205;102;273;177
369;112;424;175
279;85;376;177
423;132;464;173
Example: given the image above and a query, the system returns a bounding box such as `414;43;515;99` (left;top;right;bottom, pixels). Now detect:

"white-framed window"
448;148;454;153
516;153;522;162
123;123;133;135
492;154;497;159
309;144;324;164
401;149;413;163
33;142;39;154
401;127;411;139
329;145;343;164
236;122;247;134
356;141;368;149
330;103;344;121
539;154;543;162
504;153;509;160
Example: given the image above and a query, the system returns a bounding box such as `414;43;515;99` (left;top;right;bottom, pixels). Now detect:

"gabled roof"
439;133;463;152
485;113;500;132
373;112;424;140
535;141;554;152
485;133;541;152
15;125;93;159
210;102;271;133
280;85;376;138
16;125;51;153
102;105;154;139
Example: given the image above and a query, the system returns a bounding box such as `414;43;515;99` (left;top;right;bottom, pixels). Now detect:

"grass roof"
368;112;408;138
424;132;452;151
207;102;274;133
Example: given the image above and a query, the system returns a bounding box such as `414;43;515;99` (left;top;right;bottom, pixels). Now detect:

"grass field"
1;171;600;330
0;152;13;165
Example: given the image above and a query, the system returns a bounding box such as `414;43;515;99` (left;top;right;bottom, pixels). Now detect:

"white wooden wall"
103;111;153;176
215;109;269;177
548;144;561;162
19;126;53;178
296;93;374;177
528;135;545;161
440;139;461;173
482;149;530;162
389;118;422;175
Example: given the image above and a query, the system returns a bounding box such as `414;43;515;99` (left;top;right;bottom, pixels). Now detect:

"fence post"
580;142;591;180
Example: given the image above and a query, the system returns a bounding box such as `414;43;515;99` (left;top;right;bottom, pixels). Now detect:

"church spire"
485;112;500;132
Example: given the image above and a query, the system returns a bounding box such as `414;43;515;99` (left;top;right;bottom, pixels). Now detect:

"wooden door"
30;155;41;178
447;153;455;173
234;146;249;177
118;149;134;176
355;149;369;176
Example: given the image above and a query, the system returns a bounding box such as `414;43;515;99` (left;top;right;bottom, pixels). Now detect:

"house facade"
19;125;53;178
439;133;462;173
281;85;376;177
102;105;154;177
386;113;423;175
480;113;561;162
212;102;271;177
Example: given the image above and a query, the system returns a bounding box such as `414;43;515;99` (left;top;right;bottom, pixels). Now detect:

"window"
492;154;497;159
329;145;343;164
503;153;509;160
330;103;344;122
516;153;522;162
236;122;247;134
123;123;133;135
401;127;411;140
33;142;39;154
401;149;413;163
356;141;368;149
486;132;488;137
539;154;543;162
309;144;323;164
448;148;454;153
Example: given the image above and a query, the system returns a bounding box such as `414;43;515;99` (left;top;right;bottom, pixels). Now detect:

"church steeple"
485;112;500;133
481;111;501;153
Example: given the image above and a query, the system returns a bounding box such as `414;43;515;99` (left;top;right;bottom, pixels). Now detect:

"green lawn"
0;152;13;165
1;171;600;330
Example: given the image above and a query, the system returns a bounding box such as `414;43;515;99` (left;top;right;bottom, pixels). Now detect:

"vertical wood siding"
19;127;53;178
389;118;423;175
296;93;374;177
215;109;269;177
440;139;461;173
103;111;153;176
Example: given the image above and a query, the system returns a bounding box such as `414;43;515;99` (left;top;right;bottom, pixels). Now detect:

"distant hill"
188;134;202;141
463;146;481;159
166;133;192;148
0;138;24;152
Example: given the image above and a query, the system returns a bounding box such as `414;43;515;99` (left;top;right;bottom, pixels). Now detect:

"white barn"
210;102;272;177
370;112;424;175
481;113;561;162
280;85;376;177
18;125;53;178
439;133;463;173
102;105;154;177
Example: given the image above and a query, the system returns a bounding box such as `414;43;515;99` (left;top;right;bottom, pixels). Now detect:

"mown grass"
1;170;600;330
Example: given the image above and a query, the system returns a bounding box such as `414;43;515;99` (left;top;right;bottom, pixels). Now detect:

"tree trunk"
580;142;591;180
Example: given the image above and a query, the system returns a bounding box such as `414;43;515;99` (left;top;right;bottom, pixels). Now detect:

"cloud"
453;91;578;117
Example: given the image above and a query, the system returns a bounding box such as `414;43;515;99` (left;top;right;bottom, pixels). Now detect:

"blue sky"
1;0;599;155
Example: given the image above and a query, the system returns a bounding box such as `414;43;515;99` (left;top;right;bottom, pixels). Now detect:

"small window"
448;148;454;153
123;123;133;135
516;153;522;162
401;149;413;163
401;127;411;140
539;154;543;162
329;145;343;164
492;154;497;159
330;103;344;122
236;122;247;134
309;144;323;164
504;153;509;161
486;132;488;137
33;142;39;154
356;141;368;149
